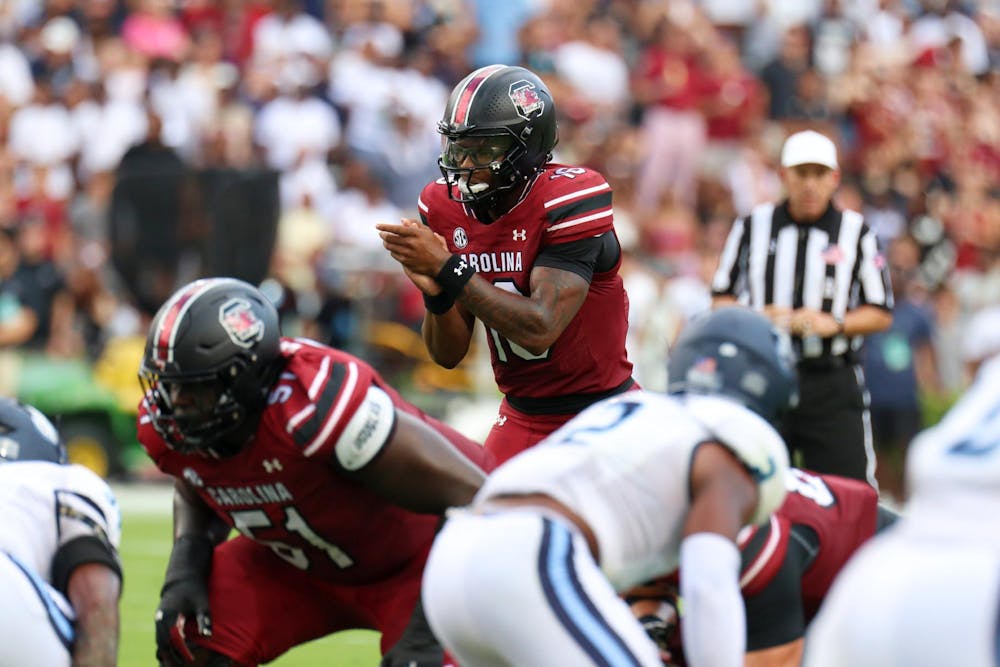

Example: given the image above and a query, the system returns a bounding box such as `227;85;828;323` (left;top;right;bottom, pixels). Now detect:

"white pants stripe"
539;519;644;666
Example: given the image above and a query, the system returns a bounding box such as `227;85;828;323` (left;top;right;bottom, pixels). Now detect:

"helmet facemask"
140;360;259;459
438;129;524;205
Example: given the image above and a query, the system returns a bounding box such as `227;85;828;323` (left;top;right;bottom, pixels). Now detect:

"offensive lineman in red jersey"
378;64;635;465
630;468;898;667
137;278;490;667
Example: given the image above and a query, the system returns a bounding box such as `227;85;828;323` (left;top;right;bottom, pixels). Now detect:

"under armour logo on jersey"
513;229;527;241
454;260;469;276
262;458;283;473
495;415;507;426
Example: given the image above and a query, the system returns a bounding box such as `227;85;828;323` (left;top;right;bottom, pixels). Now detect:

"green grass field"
119;497;381;666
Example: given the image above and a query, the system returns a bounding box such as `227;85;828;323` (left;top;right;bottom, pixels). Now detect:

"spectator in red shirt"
632;16;709;213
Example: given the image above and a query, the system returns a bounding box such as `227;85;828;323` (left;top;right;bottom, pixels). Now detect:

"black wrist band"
423;291;454;315
435;254;476;300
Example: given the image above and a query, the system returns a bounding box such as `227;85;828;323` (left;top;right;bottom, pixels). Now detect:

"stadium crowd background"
0;0;997;481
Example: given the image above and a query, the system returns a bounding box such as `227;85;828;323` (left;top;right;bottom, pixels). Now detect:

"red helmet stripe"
154;280;216;364
451;64;506;126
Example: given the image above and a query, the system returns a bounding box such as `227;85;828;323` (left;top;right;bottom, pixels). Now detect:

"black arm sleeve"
51;536;123;596
534;231;620;283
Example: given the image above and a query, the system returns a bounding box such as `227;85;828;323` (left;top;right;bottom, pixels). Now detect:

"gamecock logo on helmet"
219;298;265;348
509;80;544;120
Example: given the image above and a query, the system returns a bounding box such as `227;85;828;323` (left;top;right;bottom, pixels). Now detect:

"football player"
628;468;899;666
377;64;635;466
0;398;122;667
138;278;490;667
421;307;797;667
803;340;1000;667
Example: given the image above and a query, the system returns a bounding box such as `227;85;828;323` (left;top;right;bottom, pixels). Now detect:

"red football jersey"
139;337;490;584
739;469;880;618
418;164;633;401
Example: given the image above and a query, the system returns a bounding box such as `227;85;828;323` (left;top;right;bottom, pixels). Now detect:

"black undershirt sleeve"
534;231;620;283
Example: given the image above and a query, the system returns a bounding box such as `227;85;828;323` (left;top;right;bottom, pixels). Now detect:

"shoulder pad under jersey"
683;395;790;525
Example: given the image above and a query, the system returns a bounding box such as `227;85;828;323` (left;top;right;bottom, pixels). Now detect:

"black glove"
155;535;215;665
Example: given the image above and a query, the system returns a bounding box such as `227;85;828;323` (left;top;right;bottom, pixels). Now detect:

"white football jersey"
0;461;121;586
804;354;1000;667
476;391;789;591
903;353;1000;546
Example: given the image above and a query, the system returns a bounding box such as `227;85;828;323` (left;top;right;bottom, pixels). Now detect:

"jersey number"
229;507;354;570
947;402;1000;457
486;280;551;363
786;469;835;508
551;399;643;446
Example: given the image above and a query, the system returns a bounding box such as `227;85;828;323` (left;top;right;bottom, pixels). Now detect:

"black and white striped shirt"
712;202;893;360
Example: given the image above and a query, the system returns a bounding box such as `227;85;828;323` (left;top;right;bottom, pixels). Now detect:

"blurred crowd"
0;0;997;434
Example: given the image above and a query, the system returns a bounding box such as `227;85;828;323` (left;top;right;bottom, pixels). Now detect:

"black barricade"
110;159;279;315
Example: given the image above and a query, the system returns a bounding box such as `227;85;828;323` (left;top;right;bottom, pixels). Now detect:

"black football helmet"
139;278;282;458
667;307;799;426
0;397;66;464
438;64;558;206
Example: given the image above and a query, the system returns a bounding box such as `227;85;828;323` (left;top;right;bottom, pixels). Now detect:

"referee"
711;130;893;486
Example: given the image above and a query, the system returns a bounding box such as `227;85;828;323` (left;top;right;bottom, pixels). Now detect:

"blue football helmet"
0;397;66;464
667;307;799;425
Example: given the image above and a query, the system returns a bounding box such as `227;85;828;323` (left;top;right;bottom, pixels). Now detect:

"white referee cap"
781;130;839;170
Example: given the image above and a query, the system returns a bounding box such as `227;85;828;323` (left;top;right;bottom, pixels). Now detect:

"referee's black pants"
781;363;877;489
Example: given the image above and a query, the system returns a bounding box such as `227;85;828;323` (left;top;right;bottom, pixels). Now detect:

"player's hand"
625;579;681;667
631;598;679;664
377;219;452;277
403;266;444;296
155;574;212;665
155;535;215;665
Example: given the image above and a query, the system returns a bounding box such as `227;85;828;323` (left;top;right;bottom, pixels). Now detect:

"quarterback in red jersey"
378;64;634;465
630;468;898;667
137;278;489;667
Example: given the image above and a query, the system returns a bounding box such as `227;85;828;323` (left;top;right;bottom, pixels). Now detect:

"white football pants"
422;510;663;667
